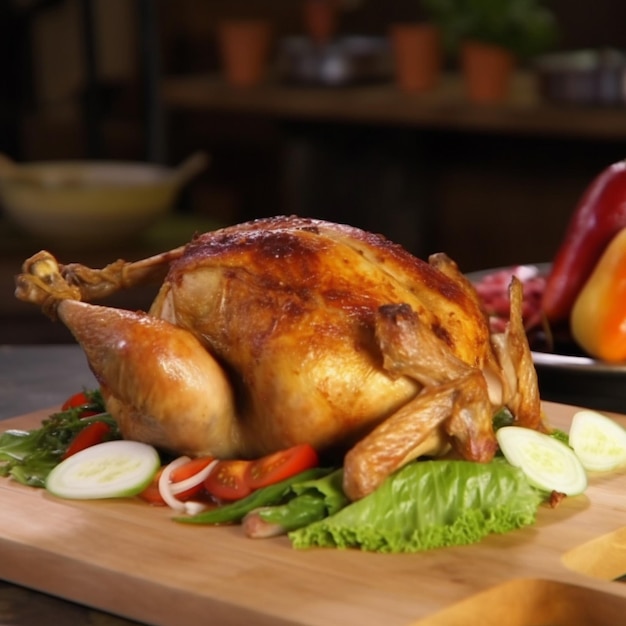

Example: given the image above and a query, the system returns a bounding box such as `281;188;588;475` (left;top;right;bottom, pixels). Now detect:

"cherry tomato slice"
61;391;100;418
246;443;319;490
171;457;215;500
140;457;215;505
204;460;253;501
61;392;90;411
139;468;166;505
62;421;111;459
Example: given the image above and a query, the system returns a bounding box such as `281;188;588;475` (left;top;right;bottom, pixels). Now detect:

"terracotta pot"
303;0;339;44
389;23;442;93
217;19;272;87
461;41;515;104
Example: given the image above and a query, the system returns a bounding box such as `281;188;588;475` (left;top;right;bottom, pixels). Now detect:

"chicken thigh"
15;216;542;499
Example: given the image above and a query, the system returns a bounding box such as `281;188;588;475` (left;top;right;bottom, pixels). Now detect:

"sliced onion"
170;459;218;495
158;456;191;512
184;500;210;515
157;456;218;512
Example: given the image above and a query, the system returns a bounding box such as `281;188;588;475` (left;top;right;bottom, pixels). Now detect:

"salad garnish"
0;389;117;487
4;389;626;553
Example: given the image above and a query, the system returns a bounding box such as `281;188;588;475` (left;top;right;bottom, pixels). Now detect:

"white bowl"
0;153;207;250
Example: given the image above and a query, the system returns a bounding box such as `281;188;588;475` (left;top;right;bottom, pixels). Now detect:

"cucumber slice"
46;440;160;500
569;410;626;472
496;426;587;496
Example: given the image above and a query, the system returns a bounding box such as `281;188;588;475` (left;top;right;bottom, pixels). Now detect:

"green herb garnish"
0;390;119;487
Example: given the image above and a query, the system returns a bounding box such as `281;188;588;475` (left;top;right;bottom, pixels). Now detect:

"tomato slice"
170;457;215;500
139;457;215;505
61;391;100;418
62;421;111;459
61;391;91;411
246;443;319;490
204;460;253;501
139;468;166;505
142;445;320;505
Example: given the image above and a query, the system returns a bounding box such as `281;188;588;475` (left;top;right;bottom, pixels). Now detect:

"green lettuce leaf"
289;458;543;553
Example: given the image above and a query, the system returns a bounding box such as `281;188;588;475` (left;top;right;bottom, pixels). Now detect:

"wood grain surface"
1;402;626;626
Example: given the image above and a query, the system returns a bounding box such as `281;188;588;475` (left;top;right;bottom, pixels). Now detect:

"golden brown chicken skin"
15;216;542;499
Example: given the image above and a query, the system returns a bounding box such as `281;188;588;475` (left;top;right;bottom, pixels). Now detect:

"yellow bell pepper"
571;227;626;362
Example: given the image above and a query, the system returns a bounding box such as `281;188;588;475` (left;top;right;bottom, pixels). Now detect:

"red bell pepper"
542;160;626;324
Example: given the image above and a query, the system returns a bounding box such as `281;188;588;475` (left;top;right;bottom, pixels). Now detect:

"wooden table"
2;395;626;625
3;343;626;624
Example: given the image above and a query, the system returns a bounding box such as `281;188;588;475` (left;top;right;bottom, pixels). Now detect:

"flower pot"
461;41;515;103
217;19;272;88
389;23;442;93
303;0;339;44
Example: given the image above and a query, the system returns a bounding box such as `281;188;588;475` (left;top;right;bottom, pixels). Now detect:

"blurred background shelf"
162;72;626;141
160;71;626;273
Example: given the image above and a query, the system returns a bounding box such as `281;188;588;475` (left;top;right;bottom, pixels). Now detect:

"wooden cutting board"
1;402;626;626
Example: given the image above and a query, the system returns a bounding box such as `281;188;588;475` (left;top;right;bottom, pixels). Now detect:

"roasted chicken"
15;216;543;500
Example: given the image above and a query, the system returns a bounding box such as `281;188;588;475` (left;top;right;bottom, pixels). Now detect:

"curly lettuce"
289;458;543;553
